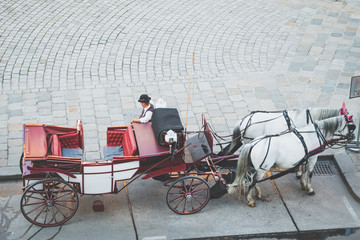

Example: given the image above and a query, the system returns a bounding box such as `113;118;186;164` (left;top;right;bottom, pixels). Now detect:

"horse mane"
310;108;340;121
315;116;344;137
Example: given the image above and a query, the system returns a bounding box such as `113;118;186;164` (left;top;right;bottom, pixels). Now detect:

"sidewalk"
334;151;360;203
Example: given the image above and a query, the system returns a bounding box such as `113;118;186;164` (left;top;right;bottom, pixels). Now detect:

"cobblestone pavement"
0;0;360;173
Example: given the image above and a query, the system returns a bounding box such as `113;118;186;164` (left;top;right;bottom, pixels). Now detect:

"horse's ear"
341;102;348;115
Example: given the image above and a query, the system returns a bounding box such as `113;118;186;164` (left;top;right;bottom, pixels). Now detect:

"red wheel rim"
166;176;210;215
20;179;79;227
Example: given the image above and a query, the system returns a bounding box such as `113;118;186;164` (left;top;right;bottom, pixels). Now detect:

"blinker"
348;123;356;133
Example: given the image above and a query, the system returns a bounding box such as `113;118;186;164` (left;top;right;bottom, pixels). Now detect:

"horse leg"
247;186;256;207
295;165;303;179
247;169;268;206
255;183;262;199
300;163;308;190
305;157;317;195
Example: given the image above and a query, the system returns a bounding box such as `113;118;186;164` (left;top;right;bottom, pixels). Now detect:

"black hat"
138;94;151;103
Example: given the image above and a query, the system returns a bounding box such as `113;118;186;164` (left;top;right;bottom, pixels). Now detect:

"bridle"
318;114;356;148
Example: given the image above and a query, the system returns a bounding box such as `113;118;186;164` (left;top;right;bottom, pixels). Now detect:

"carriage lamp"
165;130;177;144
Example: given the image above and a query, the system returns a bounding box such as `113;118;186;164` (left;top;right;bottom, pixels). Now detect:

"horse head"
316;115;356;144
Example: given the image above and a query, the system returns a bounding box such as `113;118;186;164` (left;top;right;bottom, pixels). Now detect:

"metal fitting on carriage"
164;130;177;144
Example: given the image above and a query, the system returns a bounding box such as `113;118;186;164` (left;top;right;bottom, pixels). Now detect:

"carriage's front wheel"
20;178;79;227
166;176;210;215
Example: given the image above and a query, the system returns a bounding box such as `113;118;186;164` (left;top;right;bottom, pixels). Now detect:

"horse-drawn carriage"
20;106;356;227
20;108;238;227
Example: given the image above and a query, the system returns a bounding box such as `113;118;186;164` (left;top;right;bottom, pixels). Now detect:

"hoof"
257;194;262;199
308;191;315;196
248;202;256;207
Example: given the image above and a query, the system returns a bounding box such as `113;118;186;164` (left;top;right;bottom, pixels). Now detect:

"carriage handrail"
27;166;77;178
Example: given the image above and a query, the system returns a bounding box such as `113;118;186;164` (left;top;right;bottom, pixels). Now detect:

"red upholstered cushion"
107;130;124;146
123;126;137;156
59;133;80;148
51;134;62;156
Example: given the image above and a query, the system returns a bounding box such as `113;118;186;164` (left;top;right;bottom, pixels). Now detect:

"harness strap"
306;109;313;124
259;137;272;171
283;110;292;130
308;123;326;156
293;128;308;155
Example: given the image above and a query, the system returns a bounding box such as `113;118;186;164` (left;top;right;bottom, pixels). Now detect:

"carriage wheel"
166;176;210;215
20;178;79;227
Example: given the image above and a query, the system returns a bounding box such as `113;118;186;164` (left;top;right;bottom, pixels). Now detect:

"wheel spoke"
24;194;45;201
54;202;76;212
56;200;77;203
52;206;59;224
32;205;47;223
191;194;208;199
52;183;67;199
30;187;46;201
183;198;187;213
189;178;195;192
173;197;185;211
171;185;186;194
191;195;204;206
189;182;202;192
53;204;69;219
53;191;73;201
168;195;184;204
22;201;44;207
181;180;187;192
44;206;49;225
25;202;46;215
192;188;208;195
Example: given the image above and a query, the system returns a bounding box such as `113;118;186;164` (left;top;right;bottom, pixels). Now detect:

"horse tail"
227;123;243;155
228;144;252;194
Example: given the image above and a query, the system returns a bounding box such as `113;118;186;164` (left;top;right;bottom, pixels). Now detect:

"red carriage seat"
50;134;62;156
59;132;80;148
123;126;137;156
107;130;124;146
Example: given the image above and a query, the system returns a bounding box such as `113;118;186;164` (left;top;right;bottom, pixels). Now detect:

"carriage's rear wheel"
20;178;79;227
166;176;210;215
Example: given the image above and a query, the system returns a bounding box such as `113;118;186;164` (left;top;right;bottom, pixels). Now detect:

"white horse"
225;105;349;155
228;115;355;207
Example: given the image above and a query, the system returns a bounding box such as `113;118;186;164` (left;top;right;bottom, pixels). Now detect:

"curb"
0;174;22;181
0;166;22;181
332;152;360;203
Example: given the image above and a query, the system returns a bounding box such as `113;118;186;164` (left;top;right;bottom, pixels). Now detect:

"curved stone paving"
0;0;305;90
0;0;360;166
